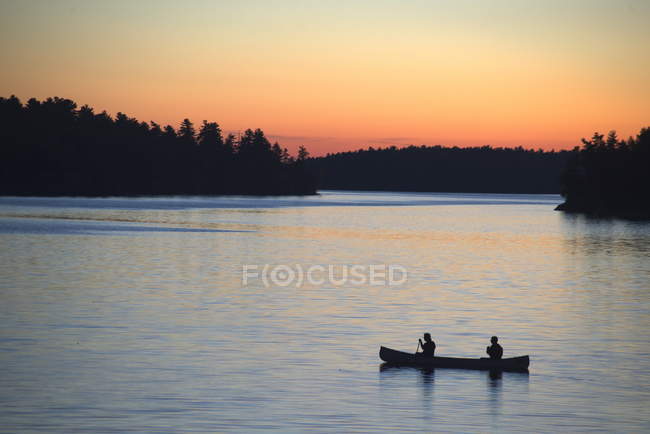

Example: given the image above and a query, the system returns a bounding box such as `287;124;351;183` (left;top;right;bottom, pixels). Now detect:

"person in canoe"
416;333;436;357
486;336;503;359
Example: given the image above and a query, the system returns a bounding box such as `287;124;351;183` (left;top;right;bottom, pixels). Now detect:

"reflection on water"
0;191;648;432
378;364;531;430
0;217;255;235
560;212;650;256
487;370;502;425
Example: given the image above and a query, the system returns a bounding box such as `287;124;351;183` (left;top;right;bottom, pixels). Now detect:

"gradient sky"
1;0;648;155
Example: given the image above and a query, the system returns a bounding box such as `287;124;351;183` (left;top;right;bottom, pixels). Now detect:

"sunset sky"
2;0;649;155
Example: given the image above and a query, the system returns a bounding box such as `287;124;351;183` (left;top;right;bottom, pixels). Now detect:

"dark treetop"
0;96;316;196
556;127;650;219
307;144;576;194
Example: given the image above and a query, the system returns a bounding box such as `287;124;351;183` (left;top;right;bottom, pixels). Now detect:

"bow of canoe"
379;346;529;372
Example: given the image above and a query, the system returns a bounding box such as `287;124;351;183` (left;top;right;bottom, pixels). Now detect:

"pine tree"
178;118;196;145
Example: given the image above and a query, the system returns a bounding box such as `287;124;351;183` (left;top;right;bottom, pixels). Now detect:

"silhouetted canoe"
379;346;529;371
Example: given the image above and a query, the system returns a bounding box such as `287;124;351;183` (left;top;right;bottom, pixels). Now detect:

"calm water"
1;191;649;432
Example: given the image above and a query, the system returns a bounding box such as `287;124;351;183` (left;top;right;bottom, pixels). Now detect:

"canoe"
379;346;529;372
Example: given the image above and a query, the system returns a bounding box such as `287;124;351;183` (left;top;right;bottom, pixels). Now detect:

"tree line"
307;144;576;194
0;95;316;196
556;127;650;218
2;94;646;215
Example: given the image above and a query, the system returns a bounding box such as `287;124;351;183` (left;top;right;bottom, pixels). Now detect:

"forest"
556;127;650;218
0;95;317;196
308;145;576;194
2;95;647;216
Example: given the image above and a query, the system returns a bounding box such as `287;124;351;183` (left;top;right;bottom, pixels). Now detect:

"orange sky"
1;0;648;156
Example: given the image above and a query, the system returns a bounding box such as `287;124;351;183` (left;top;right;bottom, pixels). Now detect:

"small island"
0;96;317;196
556;127;650;219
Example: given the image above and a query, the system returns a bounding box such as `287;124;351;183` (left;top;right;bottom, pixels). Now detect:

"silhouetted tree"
178;118;196;146
297;145;309;162
223;133;236;155
272;142;283;161
197;121;223;148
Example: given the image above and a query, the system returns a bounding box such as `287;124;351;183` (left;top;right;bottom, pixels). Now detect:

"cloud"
266;134;335;143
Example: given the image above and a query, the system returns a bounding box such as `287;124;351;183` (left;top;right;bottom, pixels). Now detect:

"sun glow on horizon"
1;0;648;156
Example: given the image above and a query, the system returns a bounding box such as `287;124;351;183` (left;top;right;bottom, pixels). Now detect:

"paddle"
415;340;421;354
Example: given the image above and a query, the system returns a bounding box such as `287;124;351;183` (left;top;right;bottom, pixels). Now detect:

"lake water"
1;191;649;432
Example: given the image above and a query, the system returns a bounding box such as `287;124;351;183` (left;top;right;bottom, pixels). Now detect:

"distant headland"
556;127;650;219
0;96;316;196
308;145;575;194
